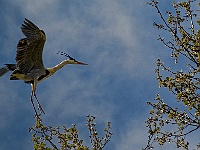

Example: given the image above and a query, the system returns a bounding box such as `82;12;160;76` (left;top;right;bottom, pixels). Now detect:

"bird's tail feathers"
5;64;17;71
0;64;16;77
0;66;9;77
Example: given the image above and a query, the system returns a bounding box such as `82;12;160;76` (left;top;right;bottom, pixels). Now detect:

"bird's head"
57;51;88;65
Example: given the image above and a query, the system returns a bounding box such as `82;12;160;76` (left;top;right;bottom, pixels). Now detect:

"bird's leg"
33;91;45;114
30;92;39;117
32;79;45;114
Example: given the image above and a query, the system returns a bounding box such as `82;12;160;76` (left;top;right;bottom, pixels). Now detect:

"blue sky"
0;0;199;150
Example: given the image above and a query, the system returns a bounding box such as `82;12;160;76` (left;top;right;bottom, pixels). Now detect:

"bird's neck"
48;60;70;74
37;60;72;83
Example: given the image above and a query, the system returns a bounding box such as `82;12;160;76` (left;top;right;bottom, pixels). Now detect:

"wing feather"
16;18;46;74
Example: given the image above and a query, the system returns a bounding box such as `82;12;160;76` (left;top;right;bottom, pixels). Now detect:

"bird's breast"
37;69;50;82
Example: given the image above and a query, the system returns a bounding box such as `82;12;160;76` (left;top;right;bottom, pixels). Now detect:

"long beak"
76;61;88;65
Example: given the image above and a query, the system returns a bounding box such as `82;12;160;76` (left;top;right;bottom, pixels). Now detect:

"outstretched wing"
16;18;46;74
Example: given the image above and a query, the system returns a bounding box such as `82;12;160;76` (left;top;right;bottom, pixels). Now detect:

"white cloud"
0;79;19;129
115;119;177;150
0;0;171;149
15;0;58;18
37;71;116;123
1;0;155;119
116;120;148;150
0;0;159;130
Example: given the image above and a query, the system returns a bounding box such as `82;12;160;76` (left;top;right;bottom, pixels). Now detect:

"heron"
0;18;88;115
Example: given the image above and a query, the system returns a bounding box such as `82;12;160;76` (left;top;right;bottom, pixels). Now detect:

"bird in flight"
0;18;88;115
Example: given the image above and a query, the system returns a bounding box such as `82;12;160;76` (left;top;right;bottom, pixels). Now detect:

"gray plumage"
16;18;46;76
0;18;87;115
